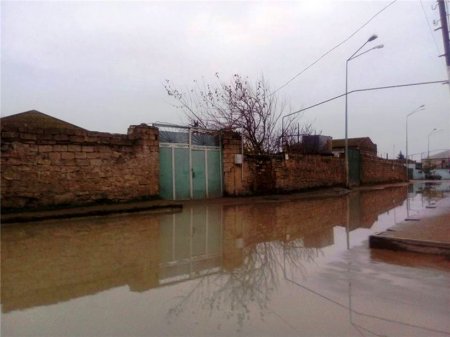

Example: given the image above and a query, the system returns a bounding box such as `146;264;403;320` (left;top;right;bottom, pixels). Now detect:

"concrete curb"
1;203;182;224
369;234;450;256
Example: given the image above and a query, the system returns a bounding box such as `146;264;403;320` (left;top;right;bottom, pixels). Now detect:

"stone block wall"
1;120;407;208
1;124;159;209
222;135;406;196
274;154;345;191
223;151;346;196
221;132;254;196
360;153;406;184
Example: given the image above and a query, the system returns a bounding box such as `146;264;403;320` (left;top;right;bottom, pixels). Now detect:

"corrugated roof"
1;110;86;131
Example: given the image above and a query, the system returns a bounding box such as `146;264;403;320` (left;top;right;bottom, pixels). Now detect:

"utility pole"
437;0;450;82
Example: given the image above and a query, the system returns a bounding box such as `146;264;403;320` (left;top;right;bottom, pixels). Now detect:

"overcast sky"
2;0;449;159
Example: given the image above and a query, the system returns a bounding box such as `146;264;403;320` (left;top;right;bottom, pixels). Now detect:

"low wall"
360;153;406;184
222;132;255;196
223;139;405;196
274;154;345;191
1;124;159;209
223;151;346;196
1;119;407;208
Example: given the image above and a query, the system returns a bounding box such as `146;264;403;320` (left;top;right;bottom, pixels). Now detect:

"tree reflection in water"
167;237;322;330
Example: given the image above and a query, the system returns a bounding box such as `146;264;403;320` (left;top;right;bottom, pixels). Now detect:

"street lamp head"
367;34;378;42
374;44;384;49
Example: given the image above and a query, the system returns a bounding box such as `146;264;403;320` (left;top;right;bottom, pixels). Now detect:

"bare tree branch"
165;74;315;154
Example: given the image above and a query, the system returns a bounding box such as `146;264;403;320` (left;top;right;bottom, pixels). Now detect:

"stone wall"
222;135;405;196
1;117;407;208
221;132;254;196
223;152;346;196
1;124;159;209
360;153;406;184
274;154;345;192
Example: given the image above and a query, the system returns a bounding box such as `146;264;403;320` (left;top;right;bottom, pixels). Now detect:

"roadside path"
370;196;450;256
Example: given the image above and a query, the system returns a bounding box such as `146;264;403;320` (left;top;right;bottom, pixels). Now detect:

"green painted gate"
348;148;361;186
158;125;222;200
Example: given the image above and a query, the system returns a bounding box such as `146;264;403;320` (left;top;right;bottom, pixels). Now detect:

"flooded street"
2;182;450;337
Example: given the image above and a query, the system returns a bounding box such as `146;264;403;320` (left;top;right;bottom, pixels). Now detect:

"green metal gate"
157;124;223;200
348;148;361;186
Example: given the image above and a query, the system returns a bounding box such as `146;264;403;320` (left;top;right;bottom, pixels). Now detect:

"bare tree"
165;73;314;154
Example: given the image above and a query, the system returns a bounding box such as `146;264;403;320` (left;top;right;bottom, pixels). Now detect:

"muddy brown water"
2;182;450;337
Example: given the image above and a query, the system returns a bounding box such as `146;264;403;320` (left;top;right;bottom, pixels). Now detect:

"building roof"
1;110;86;131
428;150;450;159
331;137;375;149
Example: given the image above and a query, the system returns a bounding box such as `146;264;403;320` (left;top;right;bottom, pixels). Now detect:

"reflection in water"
4;183;449;336
167;239;322;329
1;214;161;312
1;185;408;319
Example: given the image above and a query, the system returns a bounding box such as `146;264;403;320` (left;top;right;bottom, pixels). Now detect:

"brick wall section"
223;151;346;196
222;134;405;196
360;153;406;184
274;154;345;191
1;124;159;209
221;131;254;196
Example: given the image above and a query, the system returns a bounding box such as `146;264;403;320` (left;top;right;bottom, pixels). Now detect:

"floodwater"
2;182;450;337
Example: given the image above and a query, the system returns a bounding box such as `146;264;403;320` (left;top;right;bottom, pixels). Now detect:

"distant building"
422;150;450;169
422;150;450;179
331;137;377;157
407;162;425;180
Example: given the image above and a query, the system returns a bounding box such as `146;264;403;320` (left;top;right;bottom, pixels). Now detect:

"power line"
272;0;398;95
283;79;449;121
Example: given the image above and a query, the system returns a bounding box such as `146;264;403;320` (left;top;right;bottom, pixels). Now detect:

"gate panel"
157;124;223;200
174;148;190;200
207;149;222;198
192;150;206;199
159;147;173;200
349;148;361;186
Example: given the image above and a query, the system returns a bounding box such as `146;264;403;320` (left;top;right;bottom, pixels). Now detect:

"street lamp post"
345;35;383;188
405;105;425;180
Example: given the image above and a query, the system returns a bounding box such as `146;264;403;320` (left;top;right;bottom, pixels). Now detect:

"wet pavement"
370;183;450;255
2;182;450;337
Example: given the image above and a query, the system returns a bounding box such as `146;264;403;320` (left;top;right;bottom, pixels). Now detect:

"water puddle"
2;182;450;336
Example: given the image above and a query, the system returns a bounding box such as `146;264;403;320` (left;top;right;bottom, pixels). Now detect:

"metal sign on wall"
156;124;223;200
